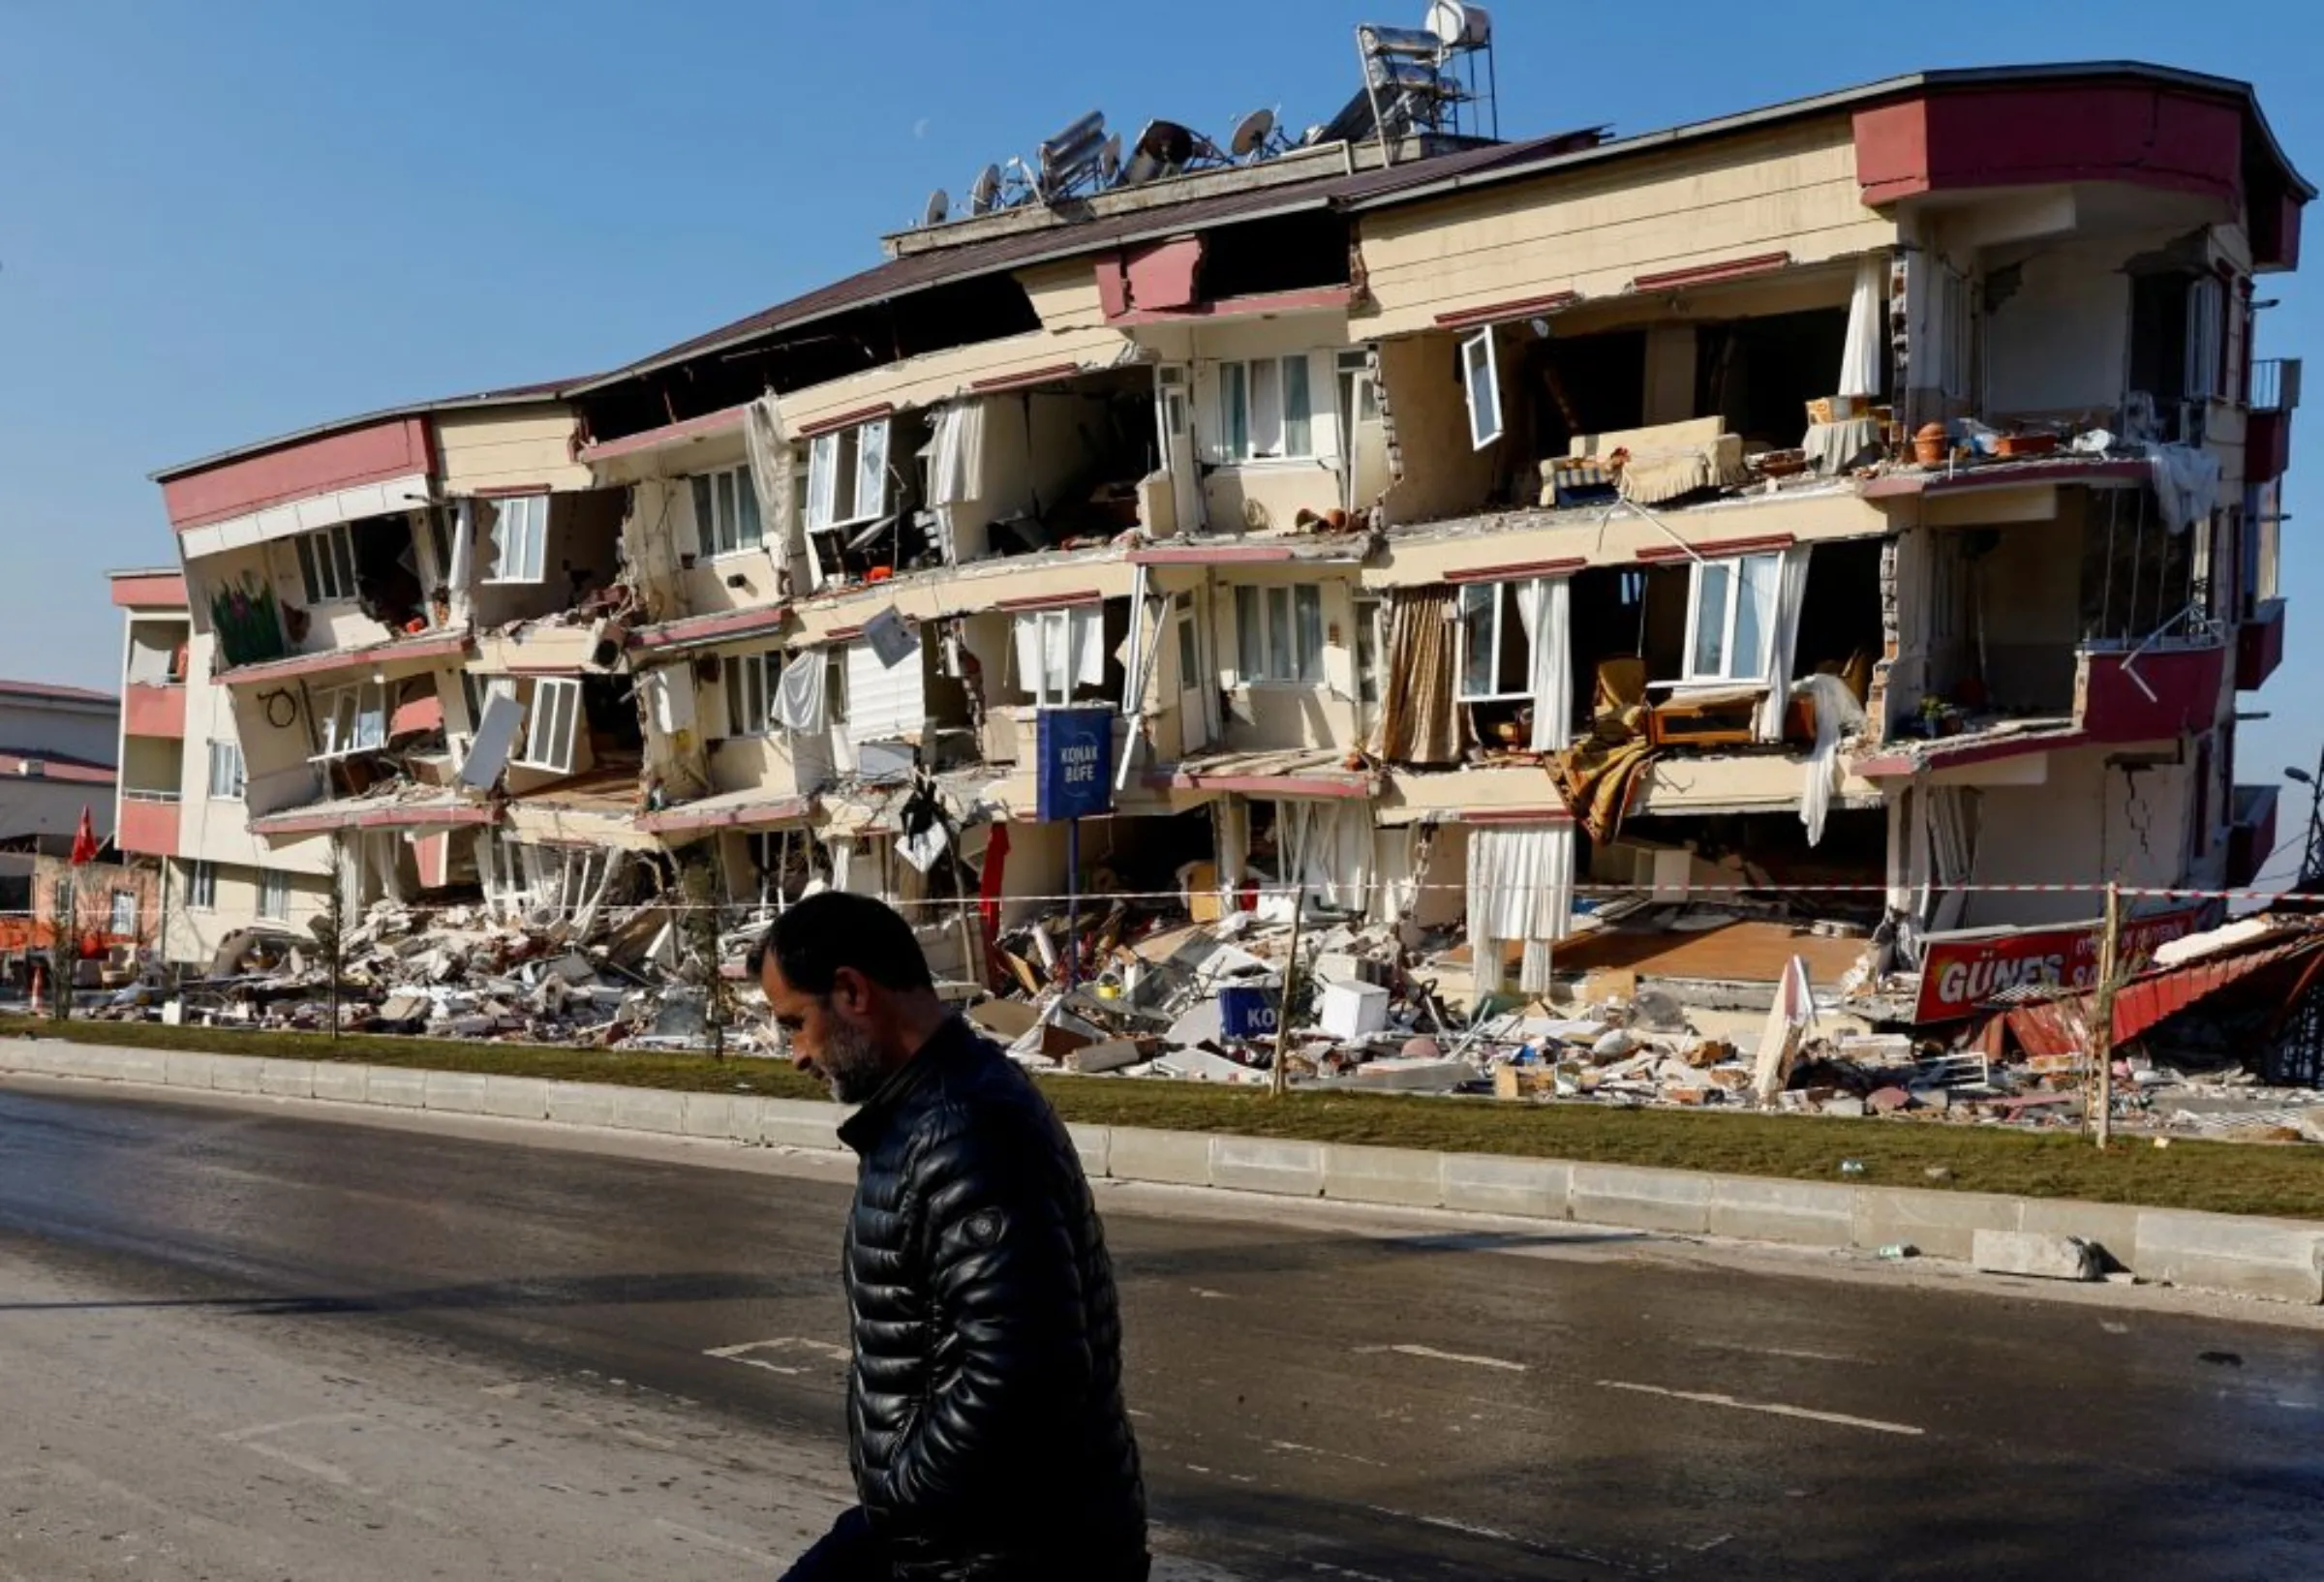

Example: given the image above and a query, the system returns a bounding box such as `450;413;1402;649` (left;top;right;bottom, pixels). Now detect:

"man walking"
756;892;1147;1582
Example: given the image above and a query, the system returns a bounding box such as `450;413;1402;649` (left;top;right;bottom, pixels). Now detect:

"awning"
218;630;472;686
1148;747;1377;800
1976;928;2324;1056
637;787;815;838
250;792;494;839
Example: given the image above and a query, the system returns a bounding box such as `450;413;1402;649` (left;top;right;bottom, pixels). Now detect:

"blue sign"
1219;984;1279;1041
1036;706;1116;823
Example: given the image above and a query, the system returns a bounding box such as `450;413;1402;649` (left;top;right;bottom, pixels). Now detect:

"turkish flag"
69;806;99;866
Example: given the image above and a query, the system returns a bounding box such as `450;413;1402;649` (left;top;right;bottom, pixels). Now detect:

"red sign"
1912;906;2207;1024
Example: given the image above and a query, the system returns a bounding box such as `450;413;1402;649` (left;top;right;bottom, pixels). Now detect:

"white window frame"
293;524;357;604
309;681;387;762
2186;275;2226;403
108;891;136;936
1014;606;1100;707
1232;584;1324;685
187;860;217;912
206;740;246;801
1219;355;1316;462
1457;580;1537;703
482;495;549;585
514;677;583;775
1681;553;1783;685
1354;592;1385;709
724;651;780;738
806;418;893;535
690;464;765;558
258;867;290;923
1937;263;1974;403
1459;328;1504;450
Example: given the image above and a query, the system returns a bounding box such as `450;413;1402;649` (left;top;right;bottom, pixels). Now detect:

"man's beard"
817;1017;891;1105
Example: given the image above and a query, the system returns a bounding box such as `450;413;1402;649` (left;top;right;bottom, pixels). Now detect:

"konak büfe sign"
1911;906;2208;1024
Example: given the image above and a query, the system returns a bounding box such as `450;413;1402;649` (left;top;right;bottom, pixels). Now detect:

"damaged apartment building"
117;23;2307;1037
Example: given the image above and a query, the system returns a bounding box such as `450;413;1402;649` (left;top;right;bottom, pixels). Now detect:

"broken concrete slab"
1972;1229;2103;1282
1066;1039;1145;1075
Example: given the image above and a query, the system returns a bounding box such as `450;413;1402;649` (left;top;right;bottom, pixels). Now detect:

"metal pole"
1270;886;1305;1098
2091;879;2122;1149
1065;817;1081;993
52;875;72;1024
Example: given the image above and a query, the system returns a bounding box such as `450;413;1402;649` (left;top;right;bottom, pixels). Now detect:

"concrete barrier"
1209;1137;1324;1198
610;1088;688;1136
1108;1126;1211;1188
1850;1185;2020;1262
545;1083;622;1130
84;1046;169;1085
1441;1154;1570;1219
1709;1176;1855;1249
480;1077;554;1122
310;1063;371;1105
1324;1143;1445;1209
206;1055;268;1095
1067;1124;1111;1180
365;1067;430;1110
422;1071;491;1116
757;1098;844;1152
165;1051;222;1089
257;1061;316;1100
681;1093;746;1141
2134;1209;2324;1305
1571;1163;1713;1235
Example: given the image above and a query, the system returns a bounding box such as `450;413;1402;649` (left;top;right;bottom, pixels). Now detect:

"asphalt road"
0;1082;2319;1580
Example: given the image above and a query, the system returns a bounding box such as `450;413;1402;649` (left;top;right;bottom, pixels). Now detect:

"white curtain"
1013;607;1104;699
1839;253;1886;399
855;419;891;523
1274;800;1372;914
806;433;840;533
1467;823;1575;998
1514;576;1573;752
744;392;795;589
446;500;474;624
1755;546;1813;743
773;650;827;734
1796;672;1867;847
930;401;986;505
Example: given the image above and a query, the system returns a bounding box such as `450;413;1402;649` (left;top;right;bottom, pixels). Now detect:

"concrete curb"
7;1039;2319;1306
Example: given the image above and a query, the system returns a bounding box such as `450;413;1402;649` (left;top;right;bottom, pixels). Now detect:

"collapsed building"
107;23;2310;1093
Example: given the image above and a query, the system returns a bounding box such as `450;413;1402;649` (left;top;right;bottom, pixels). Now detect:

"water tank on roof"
1424;1;1492;47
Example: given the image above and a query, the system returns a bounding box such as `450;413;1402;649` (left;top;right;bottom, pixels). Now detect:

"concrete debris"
1971;1230;2104;1283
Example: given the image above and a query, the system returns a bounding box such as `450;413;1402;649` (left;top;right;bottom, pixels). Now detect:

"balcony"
2227;784;2281;891
116;792;180;858
2248;358;2301;487
2074;641;2226;743
122;681;187;739
2238;597;2287;691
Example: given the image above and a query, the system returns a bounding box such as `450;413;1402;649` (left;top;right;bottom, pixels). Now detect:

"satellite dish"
1099;133;1122;185
1229;107;1275;160
968;164;1001;215
923;188;949;227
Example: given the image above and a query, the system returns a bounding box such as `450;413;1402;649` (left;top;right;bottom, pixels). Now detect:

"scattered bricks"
1570;1164;1712;1235
1441;1153;1570;1219
309;1063;371;1105
1867;1086;1911;1114
1972;1229;2102;1282
365;1066;430;1109
1210;1137;1326;1198
1323;1143;1445;1209
1107;1126;1212;1188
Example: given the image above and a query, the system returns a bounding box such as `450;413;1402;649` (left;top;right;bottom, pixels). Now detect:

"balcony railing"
2252;357;2303;414
120;787;181;804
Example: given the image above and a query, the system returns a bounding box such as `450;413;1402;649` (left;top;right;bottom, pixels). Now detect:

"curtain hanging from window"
1839;253;1886;399
1755;546;1814;742
1273;800;1373;913
1369;587;1465;765
745;392;795;591
1466;823;1575;997
1514;576;1574;752
773;650;828;734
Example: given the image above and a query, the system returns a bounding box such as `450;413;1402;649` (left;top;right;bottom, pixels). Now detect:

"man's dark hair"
748;891;933;996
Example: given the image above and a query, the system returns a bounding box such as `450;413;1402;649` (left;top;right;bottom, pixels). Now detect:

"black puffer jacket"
793;1017;1147;1582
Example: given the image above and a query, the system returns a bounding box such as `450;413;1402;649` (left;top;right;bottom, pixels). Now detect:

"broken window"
690;465;764;557
310;681;388;761
1458;581;1536;702
1684;554;1781;684
294;525;357;604
1220;356;1314;461
206;741;245;801
483;495;549;584
1011;606;1106;707
1233;585;1323;684
807;419;892;534
258;867;290;923
187;860;217;911
1460;328;1504;450
515;677;582;775
724;651;779;738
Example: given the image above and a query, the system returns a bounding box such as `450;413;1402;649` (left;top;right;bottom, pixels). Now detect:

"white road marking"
1190;1287;1231;1299
1360;1343;1528;1372
704;1336;851;1375
1264;1439;1389;1468
1596;1379;1924;1437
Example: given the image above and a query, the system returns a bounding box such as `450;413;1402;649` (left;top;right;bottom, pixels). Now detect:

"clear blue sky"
4;0;2318;867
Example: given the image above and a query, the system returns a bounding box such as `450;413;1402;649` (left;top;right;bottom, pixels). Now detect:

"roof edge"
149;384;583;485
